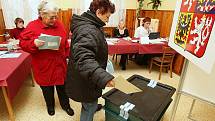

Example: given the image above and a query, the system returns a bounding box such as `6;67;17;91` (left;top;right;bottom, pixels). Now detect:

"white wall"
143;0;177;10
50;0;177;10
182;61;215;104
124;0;138;9
0;1;2;9
50;0;80;9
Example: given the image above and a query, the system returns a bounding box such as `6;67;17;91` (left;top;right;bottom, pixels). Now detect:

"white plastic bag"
106;59;114;74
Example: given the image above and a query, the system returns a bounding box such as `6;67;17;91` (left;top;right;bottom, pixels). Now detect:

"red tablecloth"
108;40;139;54
108;39;167;54
138;42;167;54
0;50;31;101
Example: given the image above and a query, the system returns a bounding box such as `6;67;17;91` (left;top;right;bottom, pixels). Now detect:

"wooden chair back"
161;46;175;65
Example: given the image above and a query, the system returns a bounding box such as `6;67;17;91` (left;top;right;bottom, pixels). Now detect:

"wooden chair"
149;46;175;80
31;68;35;87
112;54;118;64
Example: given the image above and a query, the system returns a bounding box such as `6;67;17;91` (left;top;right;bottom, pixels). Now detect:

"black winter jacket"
113;28;129;38
65;11;114;102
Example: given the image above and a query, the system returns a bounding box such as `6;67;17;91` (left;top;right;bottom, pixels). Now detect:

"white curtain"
80;0;91;14
74;0;126;27
72;8;82;15
72;0;91;15
0;0;40;29
107;0;126;27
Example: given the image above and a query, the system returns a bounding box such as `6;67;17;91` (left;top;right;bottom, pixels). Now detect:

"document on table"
106;38;119;41
0;51;8;55
38;34;61;50
0;44;8;48
149;41;163;44
123;37;132;41
0;52;21;58
106;38;119;45
107;41;114;45
114;75;142;94
149;38;167;44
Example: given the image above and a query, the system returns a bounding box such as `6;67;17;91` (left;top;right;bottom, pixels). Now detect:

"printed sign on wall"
169;0;215;73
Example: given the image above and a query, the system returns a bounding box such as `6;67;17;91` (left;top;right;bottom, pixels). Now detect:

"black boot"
47;107;55;116
63;107;74;116
121;65;126;70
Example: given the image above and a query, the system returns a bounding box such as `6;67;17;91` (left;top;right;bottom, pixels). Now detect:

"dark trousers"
40;85;70;110
119;54;128;69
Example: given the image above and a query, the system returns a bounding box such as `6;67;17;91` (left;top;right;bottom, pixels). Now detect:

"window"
78;0;126;27
1;0;40;29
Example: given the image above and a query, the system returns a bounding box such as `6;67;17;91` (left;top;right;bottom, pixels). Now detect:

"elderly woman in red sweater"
19;1;73;116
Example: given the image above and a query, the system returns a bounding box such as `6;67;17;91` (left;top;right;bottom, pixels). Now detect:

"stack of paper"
0;51;21;58
131;40;139;43
106;38;119;44
149;39;165;44
107;41;114;45
0;44;8;48
149;38;167;44
0;51;8;55
38;34;61;50
106;38;119;42
140;37;150;44
123;37;132;41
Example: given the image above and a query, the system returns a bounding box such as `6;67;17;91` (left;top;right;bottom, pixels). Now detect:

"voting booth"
102;75;176;121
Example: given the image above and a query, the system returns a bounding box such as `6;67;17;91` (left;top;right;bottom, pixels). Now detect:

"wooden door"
0;9;6;42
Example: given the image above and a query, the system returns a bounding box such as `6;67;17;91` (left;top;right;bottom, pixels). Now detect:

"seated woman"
113;20;129;70
10;17;25;39
134;17;151;38
113;20;129;38
134;17;153;65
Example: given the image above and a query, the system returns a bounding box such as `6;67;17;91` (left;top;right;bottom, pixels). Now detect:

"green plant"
147;0;162;10
137;0;144;18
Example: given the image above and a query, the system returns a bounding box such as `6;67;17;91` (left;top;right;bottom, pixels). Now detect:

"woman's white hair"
38;1;59;15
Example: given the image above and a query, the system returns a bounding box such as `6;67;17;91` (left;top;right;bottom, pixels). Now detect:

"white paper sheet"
107;41;114;45
106;38;119;41
0;53;22;58
0;44;8;48
0;51;8;55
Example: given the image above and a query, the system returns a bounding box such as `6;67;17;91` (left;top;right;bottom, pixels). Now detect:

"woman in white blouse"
134;17;151;38
134;17;152;66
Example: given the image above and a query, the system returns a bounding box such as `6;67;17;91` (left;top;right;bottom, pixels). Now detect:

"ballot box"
102;75;176;121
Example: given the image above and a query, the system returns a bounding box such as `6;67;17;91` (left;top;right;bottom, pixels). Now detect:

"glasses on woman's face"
43;15;58;26
48;16;58;20
45;12;58;20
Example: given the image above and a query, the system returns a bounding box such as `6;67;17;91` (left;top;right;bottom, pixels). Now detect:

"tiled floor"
1;58;215;121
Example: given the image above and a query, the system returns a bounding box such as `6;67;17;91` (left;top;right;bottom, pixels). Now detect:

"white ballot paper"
0;52;21;58
114;75;142;94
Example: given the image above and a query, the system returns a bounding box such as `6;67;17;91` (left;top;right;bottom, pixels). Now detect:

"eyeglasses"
48;16;58;20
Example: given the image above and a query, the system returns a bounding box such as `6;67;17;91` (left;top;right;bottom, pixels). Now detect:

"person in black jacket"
113;20;129;70
65;0;115;121
113;20;129;38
